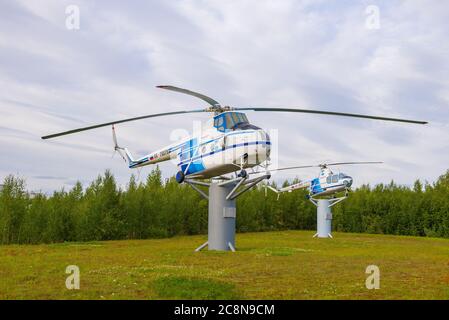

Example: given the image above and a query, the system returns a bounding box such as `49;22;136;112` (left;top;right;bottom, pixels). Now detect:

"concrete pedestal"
314;199;333;238
207;183;236;251
310;197;346;238
189;174;270;252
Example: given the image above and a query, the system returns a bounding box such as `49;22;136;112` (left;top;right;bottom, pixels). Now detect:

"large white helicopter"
42;86;427;182
267;162;382;199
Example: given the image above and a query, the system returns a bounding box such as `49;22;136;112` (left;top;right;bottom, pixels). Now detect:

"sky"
0;0;448;193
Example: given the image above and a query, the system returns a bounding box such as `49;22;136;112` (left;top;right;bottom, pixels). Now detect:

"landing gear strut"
238;169;247;178
236;153;249;178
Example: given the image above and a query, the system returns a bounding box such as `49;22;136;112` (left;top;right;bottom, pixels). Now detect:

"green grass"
153;276;240;299
0;230;448;299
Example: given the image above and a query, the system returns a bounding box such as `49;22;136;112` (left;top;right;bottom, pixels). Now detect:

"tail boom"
112;125;174;169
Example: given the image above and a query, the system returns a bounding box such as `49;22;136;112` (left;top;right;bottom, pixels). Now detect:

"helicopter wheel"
175;170;185;184
238;169;247;178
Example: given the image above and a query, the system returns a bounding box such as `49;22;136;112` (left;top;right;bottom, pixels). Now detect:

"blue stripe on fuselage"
174;130;257;156
177;140;271;166
130;130;261;170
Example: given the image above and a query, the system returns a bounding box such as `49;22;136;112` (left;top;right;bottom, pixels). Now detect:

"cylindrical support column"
316;199;332;238
208;182;236;251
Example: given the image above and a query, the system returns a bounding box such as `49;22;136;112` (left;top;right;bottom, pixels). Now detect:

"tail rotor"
112;125;127;162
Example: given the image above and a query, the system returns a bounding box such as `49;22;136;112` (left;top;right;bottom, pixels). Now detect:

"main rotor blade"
267;165;317;172
157;85;221;107
235;107;427;124
267;161;383;172
41;109;206;140
326;161;384;166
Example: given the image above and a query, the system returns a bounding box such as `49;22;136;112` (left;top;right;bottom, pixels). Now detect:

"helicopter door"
311;178;323;194
179;138;204;174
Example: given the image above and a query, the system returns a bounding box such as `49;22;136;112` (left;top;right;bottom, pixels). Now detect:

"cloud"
0;0;448;192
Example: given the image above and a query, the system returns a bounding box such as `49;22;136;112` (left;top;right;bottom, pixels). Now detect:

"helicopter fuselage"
125;111;271;180
278;168;353;198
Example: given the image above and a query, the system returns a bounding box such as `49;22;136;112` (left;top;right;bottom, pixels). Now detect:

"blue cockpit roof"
213;112;249;132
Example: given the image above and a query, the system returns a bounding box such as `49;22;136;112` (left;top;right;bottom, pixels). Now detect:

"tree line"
1;167;448;244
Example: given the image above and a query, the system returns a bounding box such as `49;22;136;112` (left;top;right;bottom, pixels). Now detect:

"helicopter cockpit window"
214;116;225;132
238;113;248;123
225;113;235;129
214;112;250;132
231;112;240;125
332;175;339;183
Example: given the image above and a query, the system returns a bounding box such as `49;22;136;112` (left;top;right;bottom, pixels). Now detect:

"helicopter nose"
344;177;353;188
258;129;270;142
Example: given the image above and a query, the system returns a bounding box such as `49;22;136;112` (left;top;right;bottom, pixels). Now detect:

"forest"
1;167;449;244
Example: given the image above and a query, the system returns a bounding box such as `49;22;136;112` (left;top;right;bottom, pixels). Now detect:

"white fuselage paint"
279;167;353;198
128;121;271;179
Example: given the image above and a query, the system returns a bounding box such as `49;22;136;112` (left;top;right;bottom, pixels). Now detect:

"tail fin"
112;125;136;165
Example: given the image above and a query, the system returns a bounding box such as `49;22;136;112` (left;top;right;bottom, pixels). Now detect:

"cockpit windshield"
214;112;249;132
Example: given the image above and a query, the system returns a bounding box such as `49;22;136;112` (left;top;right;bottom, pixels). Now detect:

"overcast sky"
0;0;448;193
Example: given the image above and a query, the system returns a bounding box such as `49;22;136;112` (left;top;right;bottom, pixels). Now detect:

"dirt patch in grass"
255;247;313;256
153;276;241;299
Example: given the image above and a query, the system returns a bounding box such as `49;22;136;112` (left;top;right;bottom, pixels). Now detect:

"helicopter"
41;85;427;182
266;162;383;199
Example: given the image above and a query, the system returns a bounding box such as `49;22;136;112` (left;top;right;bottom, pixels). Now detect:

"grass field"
0;231;448;299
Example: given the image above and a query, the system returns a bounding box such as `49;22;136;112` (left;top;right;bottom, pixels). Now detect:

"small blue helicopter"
268;162;382;199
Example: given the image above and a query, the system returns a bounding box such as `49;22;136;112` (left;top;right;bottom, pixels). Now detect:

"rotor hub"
206;105;233;115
